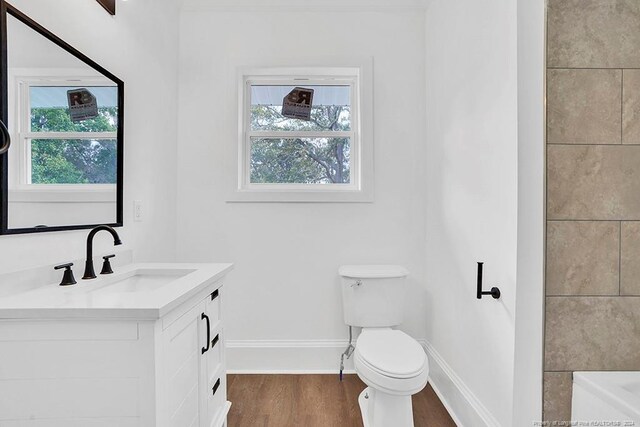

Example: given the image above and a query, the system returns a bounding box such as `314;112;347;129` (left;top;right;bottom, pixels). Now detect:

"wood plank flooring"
227;374;456;427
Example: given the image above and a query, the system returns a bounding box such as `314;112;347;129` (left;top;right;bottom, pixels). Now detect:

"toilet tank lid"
338;265;409;279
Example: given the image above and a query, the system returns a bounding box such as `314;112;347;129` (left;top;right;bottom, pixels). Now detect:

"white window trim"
228;63;374;203
13;74;118;193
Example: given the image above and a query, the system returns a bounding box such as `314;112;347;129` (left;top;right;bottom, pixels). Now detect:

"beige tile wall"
624;70;640;144
547;69;621;144
545;0;640;422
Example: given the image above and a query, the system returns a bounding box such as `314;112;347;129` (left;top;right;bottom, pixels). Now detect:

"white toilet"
339;265;429;427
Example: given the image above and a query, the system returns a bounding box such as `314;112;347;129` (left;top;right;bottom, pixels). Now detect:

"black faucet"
82;225;122;280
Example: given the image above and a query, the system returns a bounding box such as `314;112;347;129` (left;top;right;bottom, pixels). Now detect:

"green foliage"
251;137;350;184
29;107;117;185
250;105;351;184
31;107;117;133
251;105;351;132
31;139;117;184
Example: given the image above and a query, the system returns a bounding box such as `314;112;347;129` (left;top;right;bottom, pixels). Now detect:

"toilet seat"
354;329;429;396
356;329;427;378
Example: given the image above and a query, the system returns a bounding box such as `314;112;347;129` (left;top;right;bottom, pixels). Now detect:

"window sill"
226;188;374;203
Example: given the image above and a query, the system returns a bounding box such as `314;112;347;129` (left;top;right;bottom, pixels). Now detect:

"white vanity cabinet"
0;263;232;427
161;288;229;427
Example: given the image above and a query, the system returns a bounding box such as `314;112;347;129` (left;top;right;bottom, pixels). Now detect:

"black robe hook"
477;262;501;299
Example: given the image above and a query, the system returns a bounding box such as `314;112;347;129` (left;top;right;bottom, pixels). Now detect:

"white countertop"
0;263;233;320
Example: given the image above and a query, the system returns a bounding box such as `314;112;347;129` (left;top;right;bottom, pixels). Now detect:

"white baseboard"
225;339;356;374
420;340;500;427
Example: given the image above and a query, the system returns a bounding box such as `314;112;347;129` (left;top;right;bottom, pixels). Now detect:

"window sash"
247;131;353;139
22;132;117;139
244;133;359;189
246;77;357;87
247;134;355;188
22;136;117;186
20;77;117;133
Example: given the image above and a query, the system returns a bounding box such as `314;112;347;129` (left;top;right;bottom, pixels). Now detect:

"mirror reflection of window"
5;10;122;230
27;85;118;185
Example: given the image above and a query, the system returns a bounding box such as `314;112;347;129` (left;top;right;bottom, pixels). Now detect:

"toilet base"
358;386;415;427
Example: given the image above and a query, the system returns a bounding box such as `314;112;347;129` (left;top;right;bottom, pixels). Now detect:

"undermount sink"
90;268;196;293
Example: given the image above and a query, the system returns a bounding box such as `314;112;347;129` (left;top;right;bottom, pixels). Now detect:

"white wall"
177;2;428;370
424;0;520;425
513;0;545;425
8;200;115;228
0;0;180;273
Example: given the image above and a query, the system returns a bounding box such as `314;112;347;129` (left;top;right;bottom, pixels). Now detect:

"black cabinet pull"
212;378;221;396
211;290;219;301
201;313;211;354
212;333;219;349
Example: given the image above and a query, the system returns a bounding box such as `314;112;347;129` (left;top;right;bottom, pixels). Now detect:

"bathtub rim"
573;371;640;421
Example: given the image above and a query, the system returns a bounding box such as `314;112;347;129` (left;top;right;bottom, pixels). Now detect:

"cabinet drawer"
208;375;226;427
205;289;221;326
162;281;224;331
207;328;223;383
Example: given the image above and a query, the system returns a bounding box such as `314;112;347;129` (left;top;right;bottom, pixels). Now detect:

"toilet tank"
338;265;409;328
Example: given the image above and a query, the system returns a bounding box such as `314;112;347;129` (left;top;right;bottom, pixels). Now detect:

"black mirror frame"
0;1;124;235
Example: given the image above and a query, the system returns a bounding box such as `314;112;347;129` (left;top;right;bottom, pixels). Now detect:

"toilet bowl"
338;265;428;427
354;328;429;427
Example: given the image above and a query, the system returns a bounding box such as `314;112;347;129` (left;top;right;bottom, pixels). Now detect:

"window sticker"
281;87;314;121
67;88;99;122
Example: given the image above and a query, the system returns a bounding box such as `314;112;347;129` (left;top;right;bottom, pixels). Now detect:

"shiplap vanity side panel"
0;320;152;426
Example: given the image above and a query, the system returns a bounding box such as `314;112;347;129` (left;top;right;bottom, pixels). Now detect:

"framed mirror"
0;2;123;234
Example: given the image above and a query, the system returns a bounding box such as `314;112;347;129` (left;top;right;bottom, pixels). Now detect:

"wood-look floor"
227;374;456;427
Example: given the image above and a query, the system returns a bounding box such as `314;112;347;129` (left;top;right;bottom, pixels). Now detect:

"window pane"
250;137;350;184
31;139;117;184
250;85;351;132
30;86;118;132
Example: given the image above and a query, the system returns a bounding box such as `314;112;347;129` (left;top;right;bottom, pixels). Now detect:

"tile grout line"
619;220;622;296
546;295;640;298
548;219;639;222
619;68;624;295
621;69;625;144
548;66;640;70
545;368;634;373
547;142;640;146
543;6;550;407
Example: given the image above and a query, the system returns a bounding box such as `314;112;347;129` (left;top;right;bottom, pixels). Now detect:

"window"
234;66;373;202
16;77;118;187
